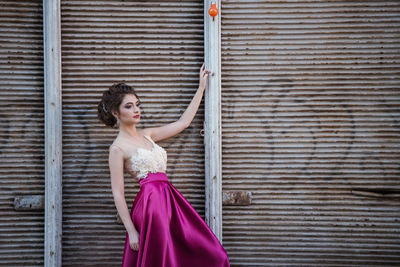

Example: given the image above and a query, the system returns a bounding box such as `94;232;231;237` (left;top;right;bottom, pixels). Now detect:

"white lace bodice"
124;135;167;180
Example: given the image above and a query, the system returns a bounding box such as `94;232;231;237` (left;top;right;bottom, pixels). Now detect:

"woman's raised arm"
144;63;211;142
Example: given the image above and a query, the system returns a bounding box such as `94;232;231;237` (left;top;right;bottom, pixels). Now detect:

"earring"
116;117;120;128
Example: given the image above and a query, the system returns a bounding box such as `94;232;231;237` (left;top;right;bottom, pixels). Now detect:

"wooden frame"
204;0;223;242
43;0;62;265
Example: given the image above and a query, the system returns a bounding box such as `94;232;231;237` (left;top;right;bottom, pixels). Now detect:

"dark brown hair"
97;83;140;128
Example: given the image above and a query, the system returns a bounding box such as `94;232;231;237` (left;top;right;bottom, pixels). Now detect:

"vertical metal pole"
204;0;222;242
43;0;62;265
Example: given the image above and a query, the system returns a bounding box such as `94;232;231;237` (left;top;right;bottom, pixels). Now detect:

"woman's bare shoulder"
109;138;126;155
109;143;123;151
109;129;149;155
109;136;138;160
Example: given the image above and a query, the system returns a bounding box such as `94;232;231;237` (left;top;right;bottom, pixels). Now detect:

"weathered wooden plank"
204;0;223;242
43;0;62;266
222;190;252;205
14;195;44;210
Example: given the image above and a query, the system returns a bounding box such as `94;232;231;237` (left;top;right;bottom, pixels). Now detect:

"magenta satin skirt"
121;172;230;267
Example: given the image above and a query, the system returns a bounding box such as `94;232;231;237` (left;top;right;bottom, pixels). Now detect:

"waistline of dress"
138;172;169;187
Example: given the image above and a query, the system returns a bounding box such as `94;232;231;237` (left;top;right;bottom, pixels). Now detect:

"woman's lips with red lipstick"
133;115;140;118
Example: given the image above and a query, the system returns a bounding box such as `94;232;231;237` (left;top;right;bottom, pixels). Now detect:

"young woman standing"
97;63;230;267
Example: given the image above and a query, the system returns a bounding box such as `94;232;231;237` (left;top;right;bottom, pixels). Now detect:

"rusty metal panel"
0;0;44;266
61;1;205;265
221;0;400;266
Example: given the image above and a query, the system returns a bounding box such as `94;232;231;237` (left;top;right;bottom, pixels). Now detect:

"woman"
97;63;230;267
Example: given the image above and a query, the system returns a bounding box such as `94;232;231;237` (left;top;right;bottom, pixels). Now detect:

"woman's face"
116;94;141;125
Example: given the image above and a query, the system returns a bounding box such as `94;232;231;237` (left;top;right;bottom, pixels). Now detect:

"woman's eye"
125;104;140;109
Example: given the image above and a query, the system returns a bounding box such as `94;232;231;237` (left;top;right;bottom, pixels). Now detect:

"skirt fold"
121;172;230;267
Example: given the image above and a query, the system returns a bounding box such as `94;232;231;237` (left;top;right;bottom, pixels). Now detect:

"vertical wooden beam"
43;0;62;265
204;0;223;242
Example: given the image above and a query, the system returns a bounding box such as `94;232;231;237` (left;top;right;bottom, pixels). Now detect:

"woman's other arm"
144;63;211;142
108;145;138;236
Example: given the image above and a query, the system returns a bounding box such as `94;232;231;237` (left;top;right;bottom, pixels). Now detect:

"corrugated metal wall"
221;1;400;266
61;1;205;265
0;1;44;266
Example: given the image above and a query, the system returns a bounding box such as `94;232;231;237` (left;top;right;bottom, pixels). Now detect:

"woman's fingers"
200;62;211;78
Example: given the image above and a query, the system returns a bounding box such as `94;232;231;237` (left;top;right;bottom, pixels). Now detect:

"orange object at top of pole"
208;2;218;18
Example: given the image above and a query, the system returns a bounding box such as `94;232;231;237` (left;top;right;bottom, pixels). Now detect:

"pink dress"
120;135;230;267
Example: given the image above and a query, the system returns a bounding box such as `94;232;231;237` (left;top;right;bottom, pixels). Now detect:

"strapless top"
129;135;167;179
113;135;167;180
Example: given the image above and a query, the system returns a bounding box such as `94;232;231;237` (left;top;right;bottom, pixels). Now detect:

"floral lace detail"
129;135;167;179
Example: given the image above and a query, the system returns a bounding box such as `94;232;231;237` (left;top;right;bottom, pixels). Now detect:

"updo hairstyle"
97;82;140;128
